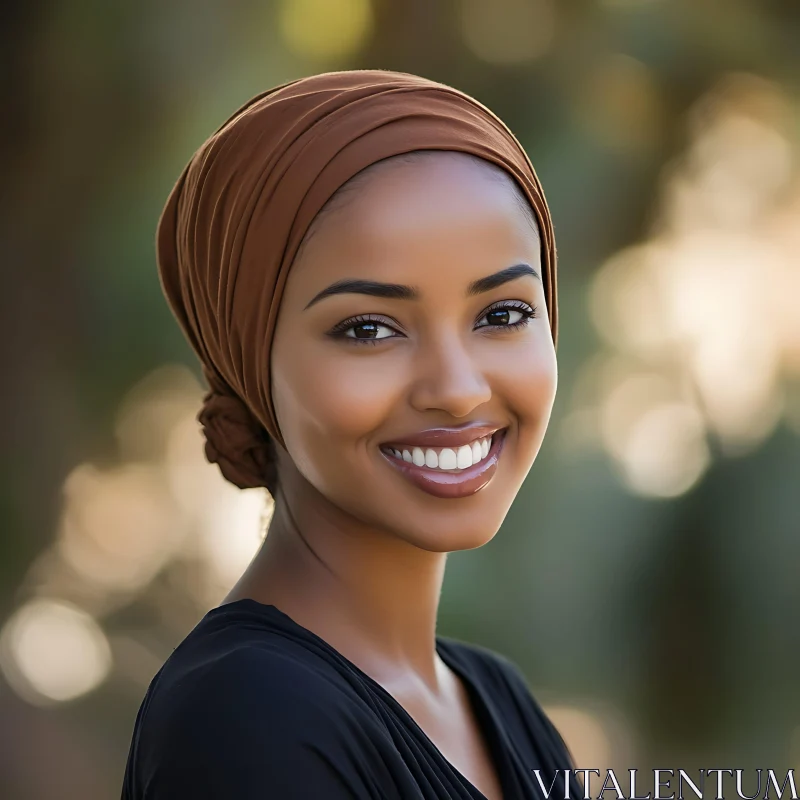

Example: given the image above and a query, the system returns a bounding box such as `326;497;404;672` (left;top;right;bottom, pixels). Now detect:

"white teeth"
438;448;457;470
456;445;472;469
386;434;497;471
471;440;481;462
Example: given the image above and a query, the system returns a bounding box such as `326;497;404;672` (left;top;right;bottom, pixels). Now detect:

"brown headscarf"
157;69;558;491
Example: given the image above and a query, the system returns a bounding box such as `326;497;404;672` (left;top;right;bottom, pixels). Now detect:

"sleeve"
138;648;403;800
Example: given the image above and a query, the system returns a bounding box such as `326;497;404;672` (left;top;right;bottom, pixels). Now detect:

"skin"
224;152;558;799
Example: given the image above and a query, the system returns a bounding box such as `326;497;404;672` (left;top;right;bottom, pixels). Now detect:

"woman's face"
270;153;557;552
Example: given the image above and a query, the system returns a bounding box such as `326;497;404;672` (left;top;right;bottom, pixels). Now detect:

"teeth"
386;435;494;471
438;448;457;470
456;445;472;469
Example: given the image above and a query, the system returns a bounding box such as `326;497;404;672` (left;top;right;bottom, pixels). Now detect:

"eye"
328;314;402;345
475;301;537;331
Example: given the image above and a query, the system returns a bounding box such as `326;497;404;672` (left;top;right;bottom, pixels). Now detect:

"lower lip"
379;430;507;499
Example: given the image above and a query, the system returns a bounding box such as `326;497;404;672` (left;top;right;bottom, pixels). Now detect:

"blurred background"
2;0;799;797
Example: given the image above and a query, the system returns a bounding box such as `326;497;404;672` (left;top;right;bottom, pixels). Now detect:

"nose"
407;332;492;418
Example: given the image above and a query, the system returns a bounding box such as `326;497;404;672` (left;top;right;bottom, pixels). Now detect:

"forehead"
286;154;542;296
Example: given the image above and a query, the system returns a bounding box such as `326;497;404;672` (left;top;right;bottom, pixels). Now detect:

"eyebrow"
304;263;540;310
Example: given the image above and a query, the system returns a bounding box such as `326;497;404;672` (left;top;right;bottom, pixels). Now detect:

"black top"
122;599;581;799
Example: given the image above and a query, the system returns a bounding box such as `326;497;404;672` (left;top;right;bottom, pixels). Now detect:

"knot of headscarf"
156;69;558;491
197;369;277;491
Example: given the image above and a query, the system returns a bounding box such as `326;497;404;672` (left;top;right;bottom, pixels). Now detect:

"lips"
380;427;507;499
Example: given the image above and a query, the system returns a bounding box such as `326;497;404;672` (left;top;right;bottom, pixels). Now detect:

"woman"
122;70;582;800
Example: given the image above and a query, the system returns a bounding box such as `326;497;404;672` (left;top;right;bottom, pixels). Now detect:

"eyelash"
328;301;538;347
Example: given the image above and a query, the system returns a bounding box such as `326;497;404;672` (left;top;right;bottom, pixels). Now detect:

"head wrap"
157;69;558;491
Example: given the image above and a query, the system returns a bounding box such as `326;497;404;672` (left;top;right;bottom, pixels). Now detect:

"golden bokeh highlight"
575;54;664;150
545;704;612;769
600;0;665;8
459;0;556;65
279;0;373;61
562;73;800;497
3;365;272;704
57;463;186;594
599;372;710;497
0;599;112;705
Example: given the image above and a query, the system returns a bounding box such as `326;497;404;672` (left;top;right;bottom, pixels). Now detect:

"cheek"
271;338;406;450
491;334;558;426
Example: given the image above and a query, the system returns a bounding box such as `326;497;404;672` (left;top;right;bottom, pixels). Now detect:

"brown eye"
486;309;512;326
476;302;535;329
328;314;401;345
349;322;388;339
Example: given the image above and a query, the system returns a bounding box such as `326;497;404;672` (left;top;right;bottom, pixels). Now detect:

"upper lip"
381;423;505;450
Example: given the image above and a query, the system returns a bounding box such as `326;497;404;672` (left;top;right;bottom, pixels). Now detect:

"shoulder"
143;640;389;752
126;638;394;799
438;637;576;767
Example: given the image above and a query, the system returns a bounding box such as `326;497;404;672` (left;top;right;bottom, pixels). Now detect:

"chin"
374;485;519;553
403;521;505;553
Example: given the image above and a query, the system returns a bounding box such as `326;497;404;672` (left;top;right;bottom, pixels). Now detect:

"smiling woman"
269;150;556;546
121;70;581;800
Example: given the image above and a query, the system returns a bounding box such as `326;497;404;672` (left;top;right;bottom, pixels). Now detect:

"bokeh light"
5;364;270;702
0;599;112;705
57;462;185;594
279;0;373;61
574;54;664;151
459;0;556;65
568;72;800;496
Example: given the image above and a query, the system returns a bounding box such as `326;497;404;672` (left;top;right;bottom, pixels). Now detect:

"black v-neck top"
121;599;582;799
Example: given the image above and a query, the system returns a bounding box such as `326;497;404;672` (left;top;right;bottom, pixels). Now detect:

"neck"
223;474;449;689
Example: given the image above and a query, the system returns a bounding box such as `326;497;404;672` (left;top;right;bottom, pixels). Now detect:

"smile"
384;435;493;472
379;428;507;499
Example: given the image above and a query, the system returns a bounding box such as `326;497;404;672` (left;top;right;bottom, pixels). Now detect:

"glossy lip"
380;428;507;499
380;422;504;450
